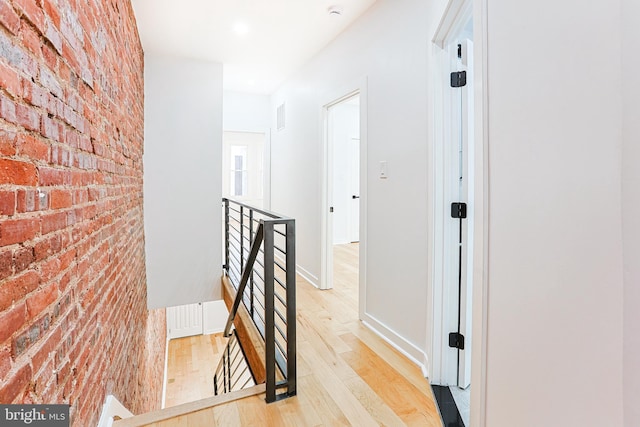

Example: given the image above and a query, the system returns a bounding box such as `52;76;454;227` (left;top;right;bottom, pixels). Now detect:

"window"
230;146;247;197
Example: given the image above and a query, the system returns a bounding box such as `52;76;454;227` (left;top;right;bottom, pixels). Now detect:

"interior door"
167;302;203;339
349;137;360;243
453;39;474;389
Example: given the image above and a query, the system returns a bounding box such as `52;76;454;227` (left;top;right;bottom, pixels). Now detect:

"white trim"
361;315;427;373
432;0;473;48
429;0;474;387
319;77;368;325
296;264;319;288
470;0;489;425
97;395;134;427
161;336;169;409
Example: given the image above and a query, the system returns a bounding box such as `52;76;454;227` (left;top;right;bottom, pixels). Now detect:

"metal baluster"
240;206;245;273
285;220;297;397
224;198;229;274
249;208;255;318
263;221;276;403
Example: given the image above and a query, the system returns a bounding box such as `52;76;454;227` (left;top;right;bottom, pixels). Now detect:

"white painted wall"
223;91;270;133
484;1;623;425
222;91;271;209
270;0;448;363
203;300;229;335
144;55;223;309
331;102;359;245
622;0;640;425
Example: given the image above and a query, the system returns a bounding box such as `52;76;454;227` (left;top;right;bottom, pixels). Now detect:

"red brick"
0;191;16;216
0;270;40;311
0;302;26;344
49;189;72;209
13;0;45;34
38;167;67;186
41;211;66;234
16;189;36;213
42;115;61;141
13;246;34;273
19;21;42;58
39;256;59;282
0;250;12;280
0;1;20;35
22;80;48;110
0;129;17;156
0;363;32;403
58;249;75;272
0;61;21;97
17;134;50;162
32;327;62;370
0;344;10;378
26;281;58;319
0;218;40;246
0;0;163;421
42;0;60;28
0;158;37;186
0;93;17;123
34;234;61;261
15;103;40;131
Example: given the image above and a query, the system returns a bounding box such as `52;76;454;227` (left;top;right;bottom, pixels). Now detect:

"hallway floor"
157;243;441;426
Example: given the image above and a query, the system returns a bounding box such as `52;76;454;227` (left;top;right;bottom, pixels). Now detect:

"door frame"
319;77;368;317
429;0;489;426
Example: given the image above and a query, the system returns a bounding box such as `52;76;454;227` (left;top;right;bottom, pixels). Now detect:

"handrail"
220;198;297;403
223;223;263;336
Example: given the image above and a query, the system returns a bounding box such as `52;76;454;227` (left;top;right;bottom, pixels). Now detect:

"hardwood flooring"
156;243;441;426
164;333;228;407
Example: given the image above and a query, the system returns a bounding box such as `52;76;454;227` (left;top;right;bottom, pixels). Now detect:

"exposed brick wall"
0;0;166;425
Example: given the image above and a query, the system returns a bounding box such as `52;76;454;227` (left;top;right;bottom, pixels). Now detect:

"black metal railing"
213;329;256;395
220;198;296;403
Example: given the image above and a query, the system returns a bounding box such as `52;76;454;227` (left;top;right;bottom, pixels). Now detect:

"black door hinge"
449;332;465;350
451;202;467;219
457;44;462;59
450;71;467;88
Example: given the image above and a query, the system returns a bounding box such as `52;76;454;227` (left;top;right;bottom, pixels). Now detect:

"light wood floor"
156;243;441;426
164;333;228;407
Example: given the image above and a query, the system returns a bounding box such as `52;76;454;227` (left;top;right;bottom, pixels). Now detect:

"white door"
167;303;203;339
451;39;474;389
348;137;360;243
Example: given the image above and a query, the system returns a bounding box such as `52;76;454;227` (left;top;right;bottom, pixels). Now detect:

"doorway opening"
327;94;361;303
320;91;363;299
222;131;266;208
431;1;478;426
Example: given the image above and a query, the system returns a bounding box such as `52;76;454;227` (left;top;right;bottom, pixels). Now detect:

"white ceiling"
131;0;378;95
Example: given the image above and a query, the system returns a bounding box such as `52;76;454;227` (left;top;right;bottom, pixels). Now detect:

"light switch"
379;161;388;179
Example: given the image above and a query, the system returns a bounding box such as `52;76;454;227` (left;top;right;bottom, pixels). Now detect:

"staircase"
108;199;297;426
219;198;297;402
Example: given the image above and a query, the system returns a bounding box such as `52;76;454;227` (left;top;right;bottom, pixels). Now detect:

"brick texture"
0;1;166;425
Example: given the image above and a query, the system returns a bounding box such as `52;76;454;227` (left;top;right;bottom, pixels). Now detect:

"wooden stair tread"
222;275;284;383
112;384;266;427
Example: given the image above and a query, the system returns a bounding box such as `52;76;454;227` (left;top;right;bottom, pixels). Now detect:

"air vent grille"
277;103;285;131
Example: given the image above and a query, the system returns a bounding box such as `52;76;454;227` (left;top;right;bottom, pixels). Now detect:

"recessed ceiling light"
233;21;250;36
328;5;343;16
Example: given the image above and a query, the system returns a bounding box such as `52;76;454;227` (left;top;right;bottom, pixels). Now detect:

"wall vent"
277;103;285;131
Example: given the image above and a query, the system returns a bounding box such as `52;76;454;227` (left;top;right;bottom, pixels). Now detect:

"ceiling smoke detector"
327;5;343;16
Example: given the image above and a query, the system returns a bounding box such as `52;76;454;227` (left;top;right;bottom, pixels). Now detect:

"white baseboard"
361;313;428;376
97;395;134;427
296;264;319;288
